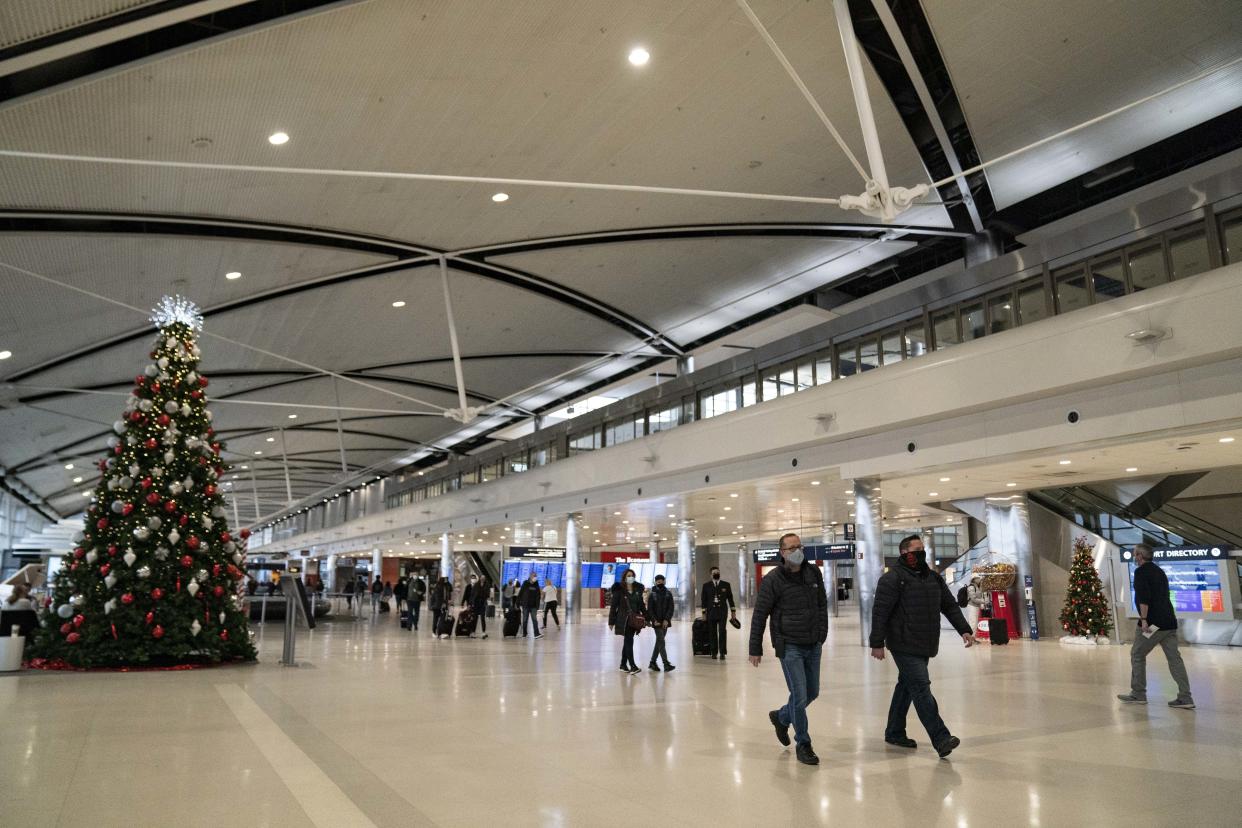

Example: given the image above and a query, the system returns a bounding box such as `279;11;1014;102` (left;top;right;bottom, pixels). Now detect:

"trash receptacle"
0;635;25;671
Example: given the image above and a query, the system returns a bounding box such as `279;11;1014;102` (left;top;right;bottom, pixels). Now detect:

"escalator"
1029;485;1242;549
468;550;500;585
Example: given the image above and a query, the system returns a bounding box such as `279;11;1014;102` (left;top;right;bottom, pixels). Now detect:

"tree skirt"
24;656;253;672
1059;635;1111;646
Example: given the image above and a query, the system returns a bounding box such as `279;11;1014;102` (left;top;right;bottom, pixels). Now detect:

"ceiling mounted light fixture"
225;271;241;280
1006;482;1017;487
1126;467;1139;472
491;192;509;203
628;46;650;66
268;131;289;145
392;300;406;308
287;414;297;419
1221;437;1236;444
1059;459;1072;465
810;481;820;486
0;350;11;360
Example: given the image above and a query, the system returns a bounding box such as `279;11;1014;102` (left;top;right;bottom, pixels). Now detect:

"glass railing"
1028;486;1242;549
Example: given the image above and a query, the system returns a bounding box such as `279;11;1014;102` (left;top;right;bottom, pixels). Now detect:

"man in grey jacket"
749;533;828;766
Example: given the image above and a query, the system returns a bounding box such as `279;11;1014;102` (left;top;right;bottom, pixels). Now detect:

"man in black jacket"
1118;544;1194;708
870;535;976;758
700;565;737;659
517;573;544;639
749;533;828;766
646;574;676;672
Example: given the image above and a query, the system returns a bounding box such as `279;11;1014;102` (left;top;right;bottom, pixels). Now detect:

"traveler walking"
407;576;425;631
463;574;491;639
517;573;544;638
542;579;561;629
430;576;452;639
749;533;827;765
380;580;394;614
394;577;409;613
609;568;646;674
646;573;676;672
1118;544;1195;709
870;534;976;758
343;578;354;609
370;578;383;615
700;565;737;659
502;579;517;611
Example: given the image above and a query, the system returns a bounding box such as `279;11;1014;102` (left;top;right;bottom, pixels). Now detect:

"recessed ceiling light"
628;47;650;66
1126;467;1138;472
939;477;951;482
287;414;298;419
1059;459;1072;465
1006;482;1017;487
810;481;820;486
64;463;74;470
72;476;82;483
928;492;939;497
1221;437;1236;444
265;437;275;442
225;271;242;280
268;131;289;145
391;300;406;308
0;350;11;360
81;491;91;497
792;498;800;503
241;465;248;470
729;493;739;498
723;506;732;511
491;192;509;203
254;450;262;455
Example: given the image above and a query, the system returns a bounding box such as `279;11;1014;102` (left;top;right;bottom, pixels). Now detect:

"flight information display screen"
1129;561;1225;614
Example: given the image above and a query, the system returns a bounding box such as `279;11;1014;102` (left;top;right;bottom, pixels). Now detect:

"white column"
565;515;580;624
984;495;1034;638
854;479;884;646
371;547;381;586
326;553;338;592
676;525;694;620
736;543;750;609
440;532;453;584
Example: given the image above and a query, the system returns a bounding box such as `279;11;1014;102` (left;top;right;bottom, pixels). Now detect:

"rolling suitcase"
436;613;456;638
400;610;411;630
692;618;711;656
503;606;521;638
456;609;477;637
989;617;1010;645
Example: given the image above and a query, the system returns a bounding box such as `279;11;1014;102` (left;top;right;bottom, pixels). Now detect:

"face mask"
655;582;664;588
626;575;636;584
785;549;805;566
905;549;927;566
470;577;477;583
712;573;720;581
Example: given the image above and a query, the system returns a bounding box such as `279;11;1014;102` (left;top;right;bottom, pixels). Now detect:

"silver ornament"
218;612;226;624
180;402;191;417
231;552;243;565
190;619;202;636
164;400;179;414
113;420;126;435
128;463;140;476
202;517;213;531
164;451;175;464
104;573;118;589
107;436;121;449
133;527;150;541
168;482;184;496
196;569;209;582
111;500;125;514
107;478;119;490
168;530;181;546
104;598;117;615
152;467;164;478
123;548;137;567
137;565;151;579
119;476;133;489
147;516;162;530
144;365;158;377
154;546;170;561
187;582;200;597
57;604;74;618
157;357;169;370
126;435;137;446
85;549;98;564
182;476;194;490
139;399;153;412
71;593;85;607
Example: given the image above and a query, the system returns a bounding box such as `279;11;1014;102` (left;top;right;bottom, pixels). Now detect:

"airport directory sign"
506;546;567;559
752;543;856;563
1122;545;1233;615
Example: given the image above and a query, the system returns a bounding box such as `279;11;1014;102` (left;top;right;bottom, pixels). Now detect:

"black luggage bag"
400;609;411;630
456;609;477;637
503;606;521;637
989;617;1010;645
692;618;712;656
436;613;455;637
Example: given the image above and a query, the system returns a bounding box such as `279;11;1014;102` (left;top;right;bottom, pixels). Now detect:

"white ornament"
133;527;150;541
218;612;226;624
104;598;117;615
126;435;137;446
168;482;184;496
232;552;243;565
180;403;191;417
105;573;118;589
182;476;194;490
168;530;181;546
107;436;121;449
57;604;74;618
158;371;170;383
113;420;126;435
85;549;98;564
129;463;140;476
144;365;158;377
205;410;213;422
123;549;137;567
71;593;85;607
107;477;119;490
164;450;175;464
155;546;170;561
164;400;179;414
152;467;164;478
190;620;202;636
147;516;162;530
71;530;85;544
187;582;200;597
119;476;134;489
196;569;209;582
203;518;214;531
137;565;151;579
139;399;153;412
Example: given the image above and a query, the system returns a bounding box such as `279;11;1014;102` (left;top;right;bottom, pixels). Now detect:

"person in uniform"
700;566;737;659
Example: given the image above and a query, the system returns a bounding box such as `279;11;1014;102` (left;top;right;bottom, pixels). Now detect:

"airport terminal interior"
1;1;1241;826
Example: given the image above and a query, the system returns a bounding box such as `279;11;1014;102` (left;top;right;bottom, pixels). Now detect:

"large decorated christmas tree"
33;296;256;667
1058;536;1114;640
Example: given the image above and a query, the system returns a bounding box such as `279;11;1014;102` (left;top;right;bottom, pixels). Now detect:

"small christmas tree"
1058;536;1113;640
33;296;257;667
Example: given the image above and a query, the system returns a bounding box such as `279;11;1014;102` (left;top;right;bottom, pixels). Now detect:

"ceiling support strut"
439;257;483;424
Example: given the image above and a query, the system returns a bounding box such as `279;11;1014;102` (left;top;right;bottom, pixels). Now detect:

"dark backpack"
956;585;970;608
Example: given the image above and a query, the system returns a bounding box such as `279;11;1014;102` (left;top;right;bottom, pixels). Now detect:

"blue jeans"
778;642;822;745
521;607;540;636
886;651;950;745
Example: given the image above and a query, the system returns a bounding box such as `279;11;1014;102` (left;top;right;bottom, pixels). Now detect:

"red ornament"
98;458;109;471
151;588;164;601
144;612;155;625
152;625;165;639
157;414;171;427
121;503;135;516
198;376;209;388
121;592;135;605
151;382;161;393
99;563;111;576
164;500;177;513
239;528;251;540
227;565;241;579
60;622;72;635
212;585;225;598
146;492;161;505
73;614;85;628
73;547;85;559
96;517;109;530
218;531;231;543
107;545;118;557
141;477;153;490
111;623;118;640
219;630;229;641
212;564;222;576
70;561;79;572
114;444;123;455
180;555;193;568
190;390;202;400
179;515;189;526
198;456;209;467
67;632;81;644
135;375;146;386
186;535;200;550
144;437;158;449
204;484;216;496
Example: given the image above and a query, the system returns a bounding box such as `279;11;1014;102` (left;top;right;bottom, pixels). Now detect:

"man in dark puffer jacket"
870;534;976;758
749;533;828;766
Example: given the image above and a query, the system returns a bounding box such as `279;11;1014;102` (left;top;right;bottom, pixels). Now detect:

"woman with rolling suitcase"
462;574;491;639
609;568;646;674
430;576;452;639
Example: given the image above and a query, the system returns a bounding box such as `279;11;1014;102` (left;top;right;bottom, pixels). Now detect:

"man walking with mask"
647;573;676;672
701;565;737;659
870;534;976;758
749;533;828;766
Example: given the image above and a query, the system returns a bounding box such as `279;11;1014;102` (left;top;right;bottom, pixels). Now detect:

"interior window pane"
1127;244;1167;291
778;366;796;396
837;344;858;377
987;294;1015;334
1223;215;1242;264
933;311;959;350
741;380;758;407
903;324;927;358
859;340;880;372
1017;282;1049;325
1168;230;1210;280
961;303;985;341
506;454;529;474
814;351;833;384
881;332;902;365
796;361;814;391
1054;267;1090;313
1090;256;1126;300
762;371;779;401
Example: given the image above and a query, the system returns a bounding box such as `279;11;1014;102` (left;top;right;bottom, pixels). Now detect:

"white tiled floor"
3;609;1239;827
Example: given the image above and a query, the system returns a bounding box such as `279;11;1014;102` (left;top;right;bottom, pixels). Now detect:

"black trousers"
620;628;638;670
707;616;728;657
650;624;671;667
543;600;560;627
407;599;421;630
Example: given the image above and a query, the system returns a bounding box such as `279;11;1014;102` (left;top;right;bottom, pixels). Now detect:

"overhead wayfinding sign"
753;543;855;563
1120;545;1232;562
506;546;567;559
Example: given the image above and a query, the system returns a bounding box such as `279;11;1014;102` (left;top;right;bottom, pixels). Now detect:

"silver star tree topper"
150;295;204;331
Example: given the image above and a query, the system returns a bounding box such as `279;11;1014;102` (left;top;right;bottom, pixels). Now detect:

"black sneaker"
795;742;819;766
885;737;917;749
649;663;661;672
934;736;960;758
768;710;791;746
663;664;676;673
711;655;718;660
1168;698;1196;710
628;666;642;674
